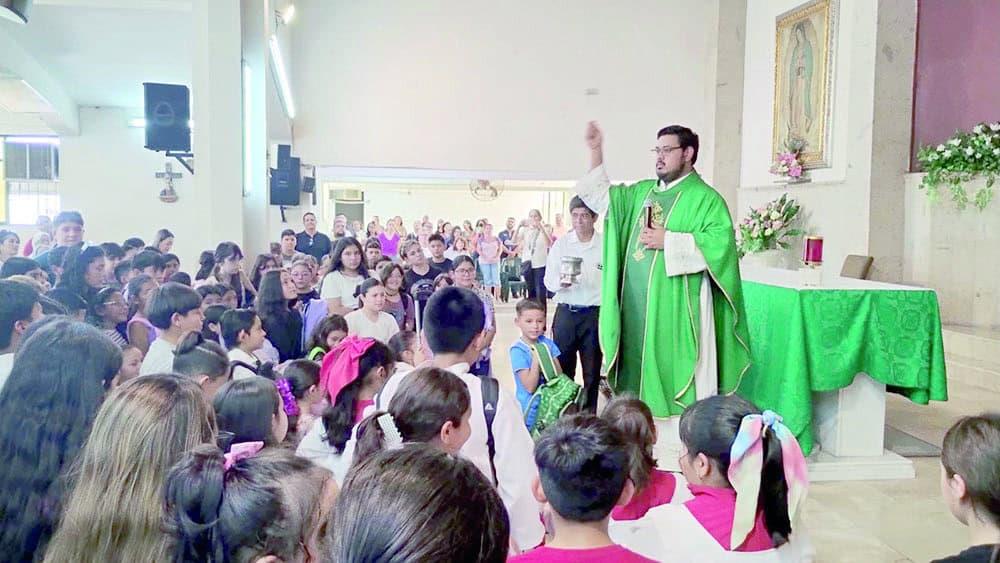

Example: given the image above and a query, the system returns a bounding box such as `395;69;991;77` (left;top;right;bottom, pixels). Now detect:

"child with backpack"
509;299;580;436
220;308;268;380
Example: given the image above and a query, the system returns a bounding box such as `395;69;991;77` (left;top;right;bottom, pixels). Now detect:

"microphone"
642;198;654;229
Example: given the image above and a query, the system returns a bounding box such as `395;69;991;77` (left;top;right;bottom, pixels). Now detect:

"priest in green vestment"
576;122;751;419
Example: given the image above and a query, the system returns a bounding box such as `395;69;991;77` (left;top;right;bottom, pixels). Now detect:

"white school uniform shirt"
543;229;603;306
319;271;363;310
228;348;260;380
366;362;544;552
0;353;14;393
295;417;356;484
609;504;815;563
345;310;400;343
139;338;176;376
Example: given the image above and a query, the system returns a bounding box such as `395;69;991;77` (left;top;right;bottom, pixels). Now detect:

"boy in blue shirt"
509;299;563;425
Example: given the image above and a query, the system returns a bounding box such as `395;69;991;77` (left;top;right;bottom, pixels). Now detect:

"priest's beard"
657;168;684;184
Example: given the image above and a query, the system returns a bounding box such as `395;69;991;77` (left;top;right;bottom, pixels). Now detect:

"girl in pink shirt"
602;397;686;521
676;395;808;552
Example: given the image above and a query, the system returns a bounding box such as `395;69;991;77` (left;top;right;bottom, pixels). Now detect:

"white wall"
57;106;212;269
739;0;878;277
291;0;720;183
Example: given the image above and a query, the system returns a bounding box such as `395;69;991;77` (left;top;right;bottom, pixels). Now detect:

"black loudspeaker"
276;144;292;169
302;176;316;193
270;168;300;206
143;83;191;152
288;157;301;191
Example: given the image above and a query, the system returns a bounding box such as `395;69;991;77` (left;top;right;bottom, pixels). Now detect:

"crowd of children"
0;210;996;562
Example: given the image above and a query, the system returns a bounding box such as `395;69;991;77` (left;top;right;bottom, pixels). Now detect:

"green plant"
736;194;803;258
917;122;1000;210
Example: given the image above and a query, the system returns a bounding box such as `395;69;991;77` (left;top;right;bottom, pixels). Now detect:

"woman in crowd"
476;222;503;301
519;208;552;316
450;255;496;377
378;263;415;332
331;445;509;562
444;235;471;261
164;445;337;563
43;374;216;562
320;237;368;316
0;319;122;561
196;242;254;306
125;274;159;354
0;230;20;266
255;269;304;362
153;228;175;254
250;253;279;297
377;219;402;261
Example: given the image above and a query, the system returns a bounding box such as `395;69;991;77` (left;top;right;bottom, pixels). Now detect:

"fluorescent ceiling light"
282;4;295;23
268;35;296;119
243;63;253;195
5;136;59;145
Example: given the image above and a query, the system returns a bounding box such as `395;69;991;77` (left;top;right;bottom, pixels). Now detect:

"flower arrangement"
736;194;803;258
917;122;1000;210
770;138;807;180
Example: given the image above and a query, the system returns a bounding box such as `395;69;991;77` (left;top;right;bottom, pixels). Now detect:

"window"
1;139;61;225
3;140;59;180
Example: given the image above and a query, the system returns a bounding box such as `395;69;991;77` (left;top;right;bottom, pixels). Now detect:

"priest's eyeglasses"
650;146;683;156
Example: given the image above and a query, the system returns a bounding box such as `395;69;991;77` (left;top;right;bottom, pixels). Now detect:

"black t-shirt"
932;545;1000;563
430;257;454;273
296;231;333;261
404;265;441;317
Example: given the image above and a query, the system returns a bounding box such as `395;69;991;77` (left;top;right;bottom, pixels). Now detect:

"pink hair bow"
727;410;808;550
223;441;264;470
319;335;377;404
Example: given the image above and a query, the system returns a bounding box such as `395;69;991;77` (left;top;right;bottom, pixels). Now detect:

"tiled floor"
489;301;987;562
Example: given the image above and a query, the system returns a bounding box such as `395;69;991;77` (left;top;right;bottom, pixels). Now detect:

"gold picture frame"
773;0;837;169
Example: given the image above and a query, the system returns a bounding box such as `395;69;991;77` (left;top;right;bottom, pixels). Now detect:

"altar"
737;265;949;481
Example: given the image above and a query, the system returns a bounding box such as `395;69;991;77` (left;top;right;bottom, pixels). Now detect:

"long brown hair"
601;395;657;491
44;374;217;563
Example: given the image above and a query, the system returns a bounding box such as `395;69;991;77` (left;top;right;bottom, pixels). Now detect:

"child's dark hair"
212;376;283;446
332;445;509;563
220;308;258;350
355;277;382;301
196;283;224;301
163;253;180;267
168;271;192;286
354;367;470;467
164;445;330;563
433;273;453;288
46;287;87;317
535;413;630;522
131;249;164;273
201;304;228;341
279;360;321;434
122;237;145;252
941;414;1000;532
57;243;106;298
388;330;417;360
113;260;132;284
86;286;122;327
195;251;215;281
515;298;545;317
305;314;348;353
330;237;369;277
450;254;476;272
48;245;70;271
423;287;485;355
0;280;40;349
99;242;125;260
173;331;230;381
601;395;657;491
679;395;791;547
147;282;202;330
125;274;155;319
321;340;394;454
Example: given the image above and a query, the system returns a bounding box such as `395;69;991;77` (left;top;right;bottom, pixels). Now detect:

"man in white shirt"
0;280;43;391
544;196;604;412
369;287;544;552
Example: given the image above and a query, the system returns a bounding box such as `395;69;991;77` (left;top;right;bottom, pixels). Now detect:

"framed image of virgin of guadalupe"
773;0;837;169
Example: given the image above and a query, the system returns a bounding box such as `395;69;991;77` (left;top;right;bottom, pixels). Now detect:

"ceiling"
0;0;192;114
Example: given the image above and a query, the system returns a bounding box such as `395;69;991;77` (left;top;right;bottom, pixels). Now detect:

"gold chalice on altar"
560;256;583;286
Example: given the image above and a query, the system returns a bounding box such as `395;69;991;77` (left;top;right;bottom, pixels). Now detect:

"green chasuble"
600;172;752;417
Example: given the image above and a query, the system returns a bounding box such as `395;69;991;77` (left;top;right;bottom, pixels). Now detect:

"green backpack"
524;342;583;439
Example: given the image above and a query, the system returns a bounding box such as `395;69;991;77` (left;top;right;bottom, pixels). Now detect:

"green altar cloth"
737;271;949;455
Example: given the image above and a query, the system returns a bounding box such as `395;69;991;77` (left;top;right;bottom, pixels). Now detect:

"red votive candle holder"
803;236;824;266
